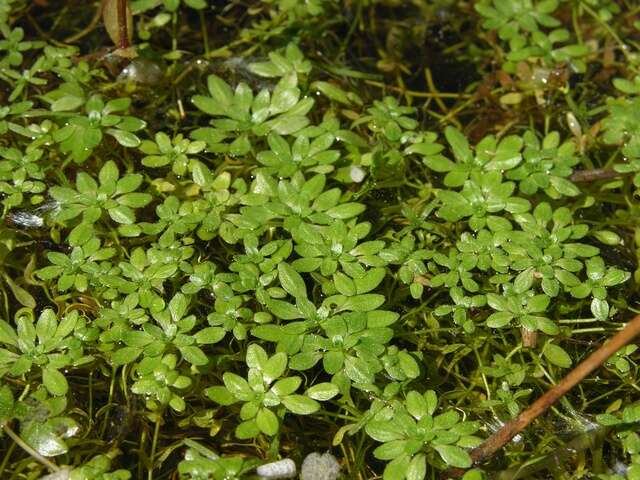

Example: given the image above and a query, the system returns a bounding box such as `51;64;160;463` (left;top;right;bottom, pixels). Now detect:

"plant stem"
580;1;631;62
199;10;209;55
117;0;129;49
148;416;161;480
364;80;472;99
0;439;16;476
1;422;60;473
444;313;640;478
65;0;104;43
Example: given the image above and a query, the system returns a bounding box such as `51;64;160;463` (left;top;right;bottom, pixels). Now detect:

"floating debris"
257;458;297;479
349;165;366;183
301;452;341;480
38;468;71;480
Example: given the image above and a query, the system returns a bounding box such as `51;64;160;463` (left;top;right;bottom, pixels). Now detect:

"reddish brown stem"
117;0;129;49
445;314;640;478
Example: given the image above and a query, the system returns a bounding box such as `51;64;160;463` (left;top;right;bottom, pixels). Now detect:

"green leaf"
423;154;455;172
278;263;307;299
313;81;353;105
22;423;68;457
405;391;428;420
262;352;288;383
109;205;136;224
338;294;385;312
543;343;572;368
486;311;513;328
434;410;460;429
3;274;35;308
424;390;438;416
207;75;233;108
326;203;366;219
365;421;405;442
99;160;119;187
384;455;411;480
43;367;69;396
513;268;534;293
235;419;260;439
111;346;142;365
246;344;268;370
184;0;206;8
591;298;609;321
270;73;300;114
333;272;356;296
267;299;303;320
407;453;427;480
223;372;254;401
435;444;472;468
51;95;84;112
355;268;386;294
194;327;226;344
461;469;486;480
602;268;630;287
108;128;141;147
68;223;94;246
281;394;320;414
445;127;472;164
36;309;58;344
180;346;209;366
549;176;579;196
374;440;409;461
205;386;236;406
305;382;339;401
0;385;14;422
398;351;420;378
271;376;302;396
0;319;18;347
256;408;279;436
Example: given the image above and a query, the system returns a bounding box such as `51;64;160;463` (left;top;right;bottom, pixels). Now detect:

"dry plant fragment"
103;0;133;50
445;313;640;478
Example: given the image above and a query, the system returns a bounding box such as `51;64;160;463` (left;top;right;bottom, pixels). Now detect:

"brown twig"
570;168;621;183
444;314;640;478
117;0;129;49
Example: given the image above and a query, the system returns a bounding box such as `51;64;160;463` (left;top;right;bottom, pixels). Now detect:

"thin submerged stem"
148;416;162;480
579;1;631;62
65;0;104;43
364;80;472;99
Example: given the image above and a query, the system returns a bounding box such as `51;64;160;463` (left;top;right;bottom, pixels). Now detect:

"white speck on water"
301;452;341;480
257;458;296;479
349;165;366;183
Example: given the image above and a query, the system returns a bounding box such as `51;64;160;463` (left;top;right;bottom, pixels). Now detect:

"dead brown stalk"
444;313;640;478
